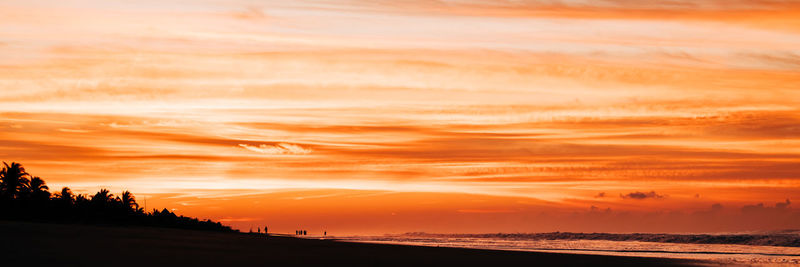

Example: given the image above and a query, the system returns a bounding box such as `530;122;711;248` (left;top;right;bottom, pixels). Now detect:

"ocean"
337;233;800;266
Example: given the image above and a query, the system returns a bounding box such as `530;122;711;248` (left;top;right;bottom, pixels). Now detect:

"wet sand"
0;221;712;266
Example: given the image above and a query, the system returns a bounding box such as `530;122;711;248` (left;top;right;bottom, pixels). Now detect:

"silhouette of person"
264;226;268;234
303;230;307;235
324;231;327;236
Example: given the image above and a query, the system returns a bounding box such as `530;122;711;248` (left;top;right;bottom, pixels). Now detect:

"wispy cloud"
0;0;798;233
217;217;262;222
621;191;666;200
238;143;312;155
457;209;516;214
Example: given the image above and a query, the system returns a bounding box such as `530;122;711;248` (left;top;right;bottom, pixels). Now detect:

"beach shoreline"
0;221;711;266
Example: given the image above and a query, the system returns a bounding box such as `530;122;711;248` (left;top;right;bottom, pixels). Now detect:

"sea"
335;233;800;266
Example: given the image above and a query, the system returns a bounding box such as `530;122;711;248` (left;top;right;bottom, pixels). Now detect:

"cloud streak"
238;144;312;155
0;0;798;233
621;191;666;200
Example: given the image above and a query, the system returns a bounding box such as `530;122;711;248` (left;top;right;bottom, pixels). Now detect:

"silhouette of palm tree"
121;191;138;211
0;162;234;232
54;187;74;205
0;162;31;200
29;176;50;201
92;189;114;208
75;193;89;204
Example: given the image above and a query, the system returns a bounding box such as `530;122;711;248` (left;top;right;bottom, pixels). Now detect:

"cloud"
590;205;611;212
620;191;665;200
739;200;792;213
743;52;800;70
711;203;723;212
457;209;516;214
231;6;269;20
238;143;312;155
776;199;792;209
58;128;91;133
217;217;261;222
742;203;766;212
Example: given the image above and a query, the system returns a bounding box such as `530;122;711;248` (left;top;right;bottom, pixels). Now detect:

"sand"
0;221;711;266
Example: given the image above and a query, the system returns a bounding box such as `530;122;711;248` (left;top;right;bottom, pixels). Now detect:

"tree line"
0;162;233;232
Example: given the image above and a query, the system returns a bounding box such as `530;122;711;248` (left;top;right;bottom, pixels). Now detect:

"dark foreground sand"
0;221;711;266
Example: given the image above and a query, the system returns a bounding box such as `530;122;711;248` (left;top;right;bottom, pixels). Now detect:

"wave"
397;231;800;247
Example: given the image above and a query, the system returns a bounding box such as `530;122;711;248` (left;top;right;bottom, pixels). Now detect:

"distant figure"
257;227;261;233
264;226;268;234
324;231;327;236
303;230;307;235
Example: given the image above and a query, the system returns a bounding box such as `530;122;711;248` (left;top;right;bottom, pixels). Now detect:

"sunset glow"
1;0;799;234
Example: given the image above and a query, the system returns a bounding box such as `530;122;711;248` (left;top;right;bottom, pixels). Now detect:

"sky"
1;0;799;235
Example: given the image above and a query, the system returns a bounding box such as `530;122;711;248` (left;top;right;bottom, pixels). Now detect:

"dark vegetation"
0;162;233;232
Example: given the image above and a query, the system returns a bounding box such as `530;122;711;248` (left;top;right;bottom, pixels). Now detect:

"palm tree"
29;176;50;201
92;189;113;205
0;162;31;200
75;194;88;204
53;187;74;206
120;191;138;211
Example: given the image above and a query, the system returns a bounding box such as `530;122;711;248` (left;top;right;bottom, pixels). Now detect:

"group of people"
294;230;328;236
251;226;269;235
250;227;328;237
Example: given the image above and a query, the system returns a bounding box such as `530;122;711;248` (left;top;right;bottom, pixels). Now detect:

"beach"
0;221;708;266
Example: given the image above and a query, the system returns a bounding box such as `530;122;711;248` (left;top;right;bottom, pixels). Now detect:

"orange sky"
1;0;799;235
